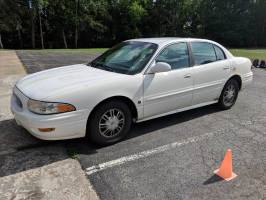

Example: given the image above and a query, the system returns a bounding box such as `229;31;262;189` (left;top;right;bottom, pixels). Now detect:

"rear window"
213;45;226;60
191;42;216;65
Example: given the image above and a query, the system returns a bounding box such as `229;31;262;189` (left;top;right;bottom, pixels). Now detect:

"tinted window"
156;43;189;70
213;45;226;60
191;42;216;65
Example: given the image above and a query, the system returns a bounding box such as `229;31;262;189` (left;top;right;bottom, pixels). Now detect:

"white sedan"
11;38;253;145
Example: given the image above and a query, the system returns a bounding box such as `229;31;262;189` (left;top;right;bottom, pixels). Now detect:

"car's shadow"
0;104;221;178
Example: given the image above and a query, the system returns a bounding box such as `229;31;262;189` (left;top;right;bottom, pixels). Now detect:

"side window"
155;43;189;70
191;42;216;65
213;45;226;60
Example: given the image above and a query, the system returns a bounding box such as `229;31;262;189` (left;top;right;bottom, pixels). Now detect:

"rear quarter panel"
229;57;253;89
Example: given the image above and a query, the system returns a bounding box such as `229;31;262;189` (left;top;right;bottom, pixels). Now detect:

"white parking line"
86;131;217;175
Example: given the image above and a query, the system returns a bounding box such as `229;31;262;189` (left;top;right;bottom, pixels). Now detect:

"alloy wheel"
223;83;236;107
98;108;125;138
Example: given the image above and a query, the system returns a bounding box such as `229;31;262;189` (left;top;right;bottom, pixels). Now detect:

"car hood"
16;64;122;100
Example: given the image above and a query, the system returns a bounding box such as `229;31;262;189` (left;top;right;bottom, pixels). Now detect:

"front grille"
14;93;23;109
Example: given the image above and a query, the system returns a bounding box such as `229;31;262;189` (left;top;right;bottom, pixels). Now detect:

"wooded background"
0;0;265;49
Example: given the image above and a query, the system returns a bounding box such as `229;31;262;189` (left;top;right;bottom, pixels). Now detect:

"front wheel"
218;79;239;110
87;100;132;145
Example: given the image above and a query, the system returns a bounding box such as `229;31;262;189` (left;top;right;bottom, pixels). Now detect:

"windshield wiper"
90;62;114;72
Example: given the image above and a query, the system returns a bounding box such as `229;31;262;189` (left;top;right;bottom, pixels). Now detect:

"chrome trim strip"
144;87;193;102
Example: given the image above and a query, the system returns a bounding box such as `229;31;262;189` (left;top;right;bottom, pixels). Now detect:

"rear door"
190;42;231;105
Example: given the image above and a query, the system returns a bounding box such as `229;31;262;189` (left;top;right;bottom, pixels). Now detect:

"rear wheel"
87;100;132;145
218;79;239;110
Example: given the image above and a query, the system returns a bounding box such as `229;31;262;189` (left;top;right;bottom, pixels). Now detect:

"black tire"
218;79;240;110
87;100;132;145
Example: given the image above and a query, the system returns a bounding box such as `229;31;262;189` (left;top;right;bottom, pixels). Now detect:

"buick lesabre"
11;38;253;145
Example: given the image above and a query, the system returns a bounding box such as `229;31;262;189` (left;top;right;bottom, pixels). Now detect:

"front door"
143;42;193;118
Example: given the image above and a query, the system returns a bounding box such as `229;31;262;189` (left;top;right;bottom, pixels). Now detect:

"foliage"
0;0;265;49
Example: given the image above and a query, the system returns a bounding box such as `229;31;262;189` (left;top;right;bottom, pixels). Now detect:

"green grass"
2;47;266;60
66;148;79;160
22;48;108;54
28;48;266;59
229;49;266;60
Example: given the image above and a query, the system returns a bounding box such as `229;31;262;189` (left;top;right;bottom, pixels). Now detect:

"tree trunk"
31;10;35;48
17;29;23;49
62;29;68;48
74;0;79;48
39;8;44;49
75;25;78;48
0;34;3;49
16;21;23;48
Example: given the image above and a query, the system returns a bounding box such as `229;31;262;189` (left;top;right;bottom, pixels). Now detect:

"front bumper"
11;87;89;140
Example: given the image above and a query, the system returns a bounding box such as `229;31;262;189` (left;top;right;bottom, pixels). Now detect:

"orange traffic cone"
214;149;237;181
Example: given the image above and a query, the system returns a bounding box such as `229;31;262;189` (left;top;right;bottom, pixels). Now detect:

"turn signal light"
57;104;76;113
38;128;55;132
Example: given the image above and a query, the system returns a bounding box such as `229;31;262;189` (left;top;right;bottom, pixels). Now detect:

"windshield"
89;41;158;75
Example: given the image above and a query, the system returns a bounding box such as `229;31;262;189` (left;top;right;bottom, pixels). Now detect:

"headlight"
27;99;76;115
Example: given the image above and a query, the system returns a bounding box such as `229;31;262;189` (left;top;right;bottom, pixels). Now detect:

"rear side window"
191;42;216;65
213;45;226;60
155;42;189;70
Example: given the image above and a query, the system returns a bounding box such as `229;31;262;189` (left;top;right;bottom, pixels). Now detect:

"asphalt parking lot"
16;50;100;73
2;51;266;200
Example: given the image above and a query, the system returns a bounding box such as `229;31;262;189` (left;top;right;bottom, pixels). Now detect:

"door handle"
184;74;191;78
223;66;230;70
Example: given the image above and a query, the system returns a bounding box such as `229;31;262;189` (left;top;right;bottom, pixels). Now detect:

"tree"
0;0;28;48
198;0;252;47
249;0;266;47
46;0;76;48
0;0;265;48
37;0;48;49
78;0;110;47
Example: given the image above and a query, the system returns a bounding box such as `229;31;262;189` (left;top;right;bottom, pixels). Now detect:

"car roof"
127;37;184;45
127;37;219;46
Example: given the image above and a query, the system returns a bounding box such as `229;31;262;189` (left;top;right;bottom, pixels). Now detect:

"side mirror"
147;62;171;74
